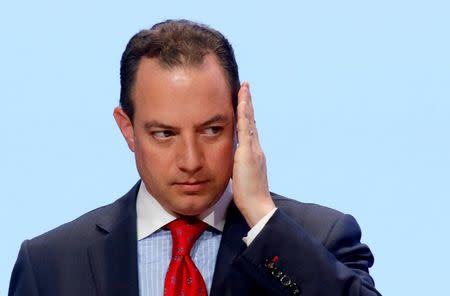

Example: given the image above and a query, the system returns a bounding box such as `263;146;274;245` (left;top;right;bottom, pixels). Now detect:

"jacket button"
280;275;291;286
271;268;283;278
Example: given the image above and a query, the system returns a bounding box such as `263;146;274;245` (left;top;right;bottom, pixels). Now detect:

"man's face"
115;54;235;216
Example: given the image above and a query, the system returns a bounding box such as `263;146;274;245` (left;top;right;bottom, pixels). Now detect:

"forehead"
132;55;233;124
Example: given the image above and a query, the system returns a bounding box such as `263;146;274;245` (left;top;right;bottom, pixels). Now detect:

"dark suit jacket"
9;182;381;295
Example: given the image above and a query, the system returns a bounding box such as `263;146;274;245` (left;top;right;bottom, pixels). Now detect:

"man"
9;20;381;296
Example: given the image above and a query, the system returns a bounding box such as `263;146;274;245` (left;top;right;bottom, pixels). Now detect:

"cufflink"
264;255;279;269
264;256;301;295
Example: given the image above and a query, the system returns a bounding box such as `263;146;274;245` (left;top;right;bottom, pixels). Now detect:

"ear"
233;125;238;151
233;119;238;149
113;107;136;152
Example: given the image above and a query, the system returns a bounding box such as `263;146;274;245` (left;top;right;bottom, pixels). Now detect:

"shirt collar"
136;181;233;240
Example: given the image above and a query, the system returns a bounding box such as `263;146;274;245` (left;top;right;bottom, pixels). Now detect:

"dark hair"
119;19;240;121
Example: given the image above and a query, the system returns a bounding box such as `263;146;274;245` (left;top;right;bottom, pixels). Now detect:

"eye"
151;130;175;139
204;126;223;135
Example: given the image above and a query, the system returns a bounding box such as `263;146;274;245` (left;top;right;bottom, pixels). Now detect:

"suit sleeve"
9;240;40;296
233;209;382;296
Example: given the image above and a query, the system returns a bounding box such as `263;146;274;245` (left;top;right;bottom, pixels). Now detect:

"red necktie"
164;218;208;296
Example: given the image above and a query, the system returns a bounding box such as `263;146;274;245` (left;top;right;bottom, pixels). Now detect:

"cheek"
135;144;172;180
208;141;234;171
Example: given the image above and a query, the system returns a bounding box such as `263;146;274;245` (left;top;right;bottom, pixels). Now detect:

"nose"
176;135;204;174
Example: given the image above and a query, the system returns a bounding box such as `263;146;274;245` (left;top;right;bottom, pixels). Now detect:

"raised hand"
232;82;276;227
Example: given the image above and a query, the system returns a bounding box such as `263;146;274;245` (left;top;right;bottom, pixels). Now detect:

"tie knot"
167;218;208;256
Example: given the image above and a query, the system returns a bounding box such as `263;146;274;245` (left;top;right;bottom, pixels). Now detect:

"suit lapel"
88;183;140;296
85;182;250;296
210;202;250;296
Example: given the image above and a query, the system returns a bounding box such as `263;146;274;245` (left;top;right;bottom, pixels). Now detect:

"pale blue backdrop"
1;1;449;295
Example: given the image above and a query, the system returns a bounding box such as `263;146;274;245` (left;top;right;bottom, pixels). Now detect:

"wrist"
241;199;276;228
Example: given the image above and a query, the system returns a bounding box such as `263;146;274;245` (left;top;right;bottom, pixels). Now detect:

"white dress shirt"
136;181;276;295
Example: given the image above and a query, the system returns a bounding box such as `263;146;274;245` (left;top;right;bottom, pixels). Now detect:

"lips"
174;180;209;192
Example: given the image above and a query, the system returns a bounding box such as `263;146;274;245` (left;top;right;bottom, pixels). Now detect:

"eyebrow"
198;114;229;127
143;114;229;130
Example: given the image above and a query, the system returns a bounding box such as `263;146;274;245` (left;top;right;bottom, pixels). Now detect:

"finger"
237;100;252;147
246;83;256;124
241;82;261;145
238;85;259;147
240;82;255;123
238;81;248;105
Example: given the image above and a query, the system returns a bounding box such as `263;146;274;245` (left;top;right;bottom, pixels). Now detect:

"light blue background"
1;1;449;295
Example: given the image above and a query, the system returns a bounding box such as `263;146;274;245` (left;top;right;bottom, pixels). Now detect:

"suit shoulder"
26;185;137;249
271;192;344;218
270;192;347;235
26;202;109;250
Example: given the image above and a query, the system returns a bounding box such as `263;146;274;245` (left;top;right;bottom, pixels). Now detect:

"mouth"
173;180;209;193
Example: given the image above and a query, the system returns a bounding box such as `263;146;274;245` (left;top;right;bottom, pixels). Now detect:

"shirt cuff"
242;208;278;246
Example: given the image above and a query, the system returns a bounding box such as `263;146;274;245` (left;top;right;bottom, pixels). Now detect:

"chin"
172;192;218;215
173;206;205;217
173;199;214;217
